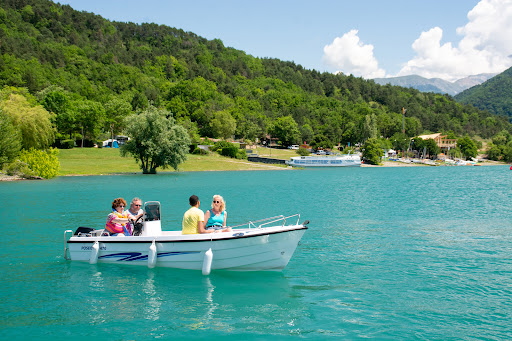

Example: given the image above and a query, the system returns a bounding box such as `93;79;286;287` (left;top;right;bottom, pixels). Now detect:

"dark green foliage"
486;143;502;160
220;146;239;158
425;139;440;159
192;147;208;155
0;0;510;151
76;139;95;148
236;149;247;160
457;135;478;160
485;130;512;160
211;140;242;158
414;138;440;158
0;111;22;165
296;147;310;156
503;142;512;162
58;139;74;149
362;138;382;165
269;116;300;147
455;66;512;118
391;132;409;151
310;135;333;150
212;140;235;152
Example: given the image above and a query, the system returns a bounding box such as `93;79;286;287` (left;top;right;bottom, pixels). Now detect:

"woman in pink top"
105;198;134;236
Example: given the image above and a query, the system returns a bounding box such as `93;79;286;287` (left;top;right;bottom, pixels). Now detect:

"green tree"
424;139;440;159
296;147;310;156
37;86;74;137
300;123;314;144
412;137;426;157
457;135;478;160
492;130;511;147
363;113;378;140
310;134;333;150
104;97;133;142
0;111;22;166
486;143;502;161
391;132;409;152
270;116;300;146
121;106;190;174
74;99;105;147
178;117;201;144
210;110;236;139
362;138;382;165
0;90;54;150
503;141;512;163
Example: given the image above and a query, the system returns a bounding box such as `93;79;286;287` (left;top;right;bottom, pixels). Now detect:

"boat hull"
287;155;361;167
67;225;307;271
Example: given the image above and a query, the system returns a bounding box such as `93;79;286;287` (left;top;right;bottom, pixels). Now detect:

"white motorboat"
286;154;361;167
64;201;308;274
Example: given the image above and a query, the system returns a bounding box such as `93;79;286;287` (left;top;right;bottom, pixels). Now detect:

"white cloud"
323;0;512;81
398;0;512;81
322;29;385;79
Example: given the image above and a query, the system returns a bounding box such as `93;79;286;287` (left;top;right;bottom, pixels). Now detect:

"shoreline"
1;160;509;181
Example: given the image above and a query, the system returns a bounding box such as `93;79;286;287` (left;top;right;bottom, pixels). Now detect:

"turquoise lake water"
1;166;512;340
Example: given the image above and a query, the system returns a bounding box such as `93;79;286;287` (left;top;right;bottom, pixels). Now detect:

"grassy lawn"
58;148;287;175
253;147;303;160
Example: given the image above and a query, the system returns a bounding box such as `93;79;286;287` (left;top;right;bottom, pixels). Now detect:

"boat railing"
228;214;301;229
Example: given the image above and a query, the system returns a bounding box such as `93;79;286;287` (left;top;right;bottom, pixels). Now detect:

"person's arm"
106;213;125;234
203;210;211;228
111;216;129;224
221;211;231;232
198;220;216;234
222;211;227;227
134;209;143;221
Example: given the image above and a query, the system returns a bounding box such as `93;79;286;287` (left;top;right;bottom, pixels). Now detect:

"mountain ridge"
372;73;497;96
455;66;512;118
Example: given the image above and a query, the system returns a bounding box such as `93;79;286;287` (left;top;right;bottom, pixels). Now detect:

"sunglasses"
213;201;221;204
117;205;125;207
134;204;141;207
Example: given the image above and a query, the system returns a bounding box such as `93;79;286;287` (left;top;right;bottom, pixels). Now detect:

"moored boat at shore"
286;154;361;167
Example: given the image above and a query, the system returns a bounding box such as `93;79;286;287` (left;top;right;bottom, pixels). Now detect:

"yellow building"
417;133;457;150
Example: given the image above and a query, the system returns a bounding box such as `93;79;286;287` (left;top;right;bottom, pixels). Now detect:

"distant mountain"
373;73;497;96
455;66;512;118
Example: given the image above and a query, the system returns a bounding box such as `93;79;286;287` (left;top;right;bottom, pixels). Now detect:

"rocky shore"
0;173;23;181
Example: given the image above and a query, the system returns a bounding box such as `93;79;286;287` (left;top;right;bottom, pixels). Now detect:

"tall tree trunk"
110;123;114;148
81;126;85;148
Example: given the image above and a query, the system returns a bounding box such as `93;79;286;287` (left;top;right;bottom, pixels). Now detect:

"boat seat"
74;226;94;235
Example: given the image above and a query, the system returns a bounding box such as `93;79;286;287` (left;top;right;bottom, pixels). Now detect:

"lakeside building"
417;133;457;151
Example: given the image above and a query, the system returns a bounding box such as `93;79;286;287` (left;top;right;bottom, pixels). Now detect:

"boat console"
141;201;162;236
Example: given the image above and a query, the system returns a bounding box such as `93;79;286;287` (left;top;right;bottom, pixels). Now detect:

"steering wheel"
134;215;143;225
132;215;144;236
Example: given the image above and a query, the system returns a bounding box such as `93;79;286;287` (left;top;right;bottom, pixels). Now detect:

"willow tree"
0;88;54;150
121;106;190;174
0;111;21;166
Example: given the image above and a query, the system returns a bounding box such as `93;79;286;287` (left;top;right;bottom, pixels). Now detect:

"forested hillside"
1;0;511;149
455;66;512;119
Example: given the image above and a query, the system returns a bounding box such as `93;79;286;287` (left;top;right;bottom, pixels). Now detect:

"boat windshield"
144;201;161;222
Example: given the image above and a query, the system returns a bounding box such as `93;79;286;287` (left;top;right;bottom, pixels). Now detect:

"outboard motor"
141;201;162;236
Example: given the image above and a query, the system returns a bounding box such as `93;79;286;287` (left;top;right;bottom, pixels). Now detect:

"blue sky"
58;0;512;81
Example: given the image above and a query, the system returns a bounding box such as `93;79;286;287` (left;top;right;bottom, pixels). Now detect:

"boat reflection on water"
68;263;299;333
